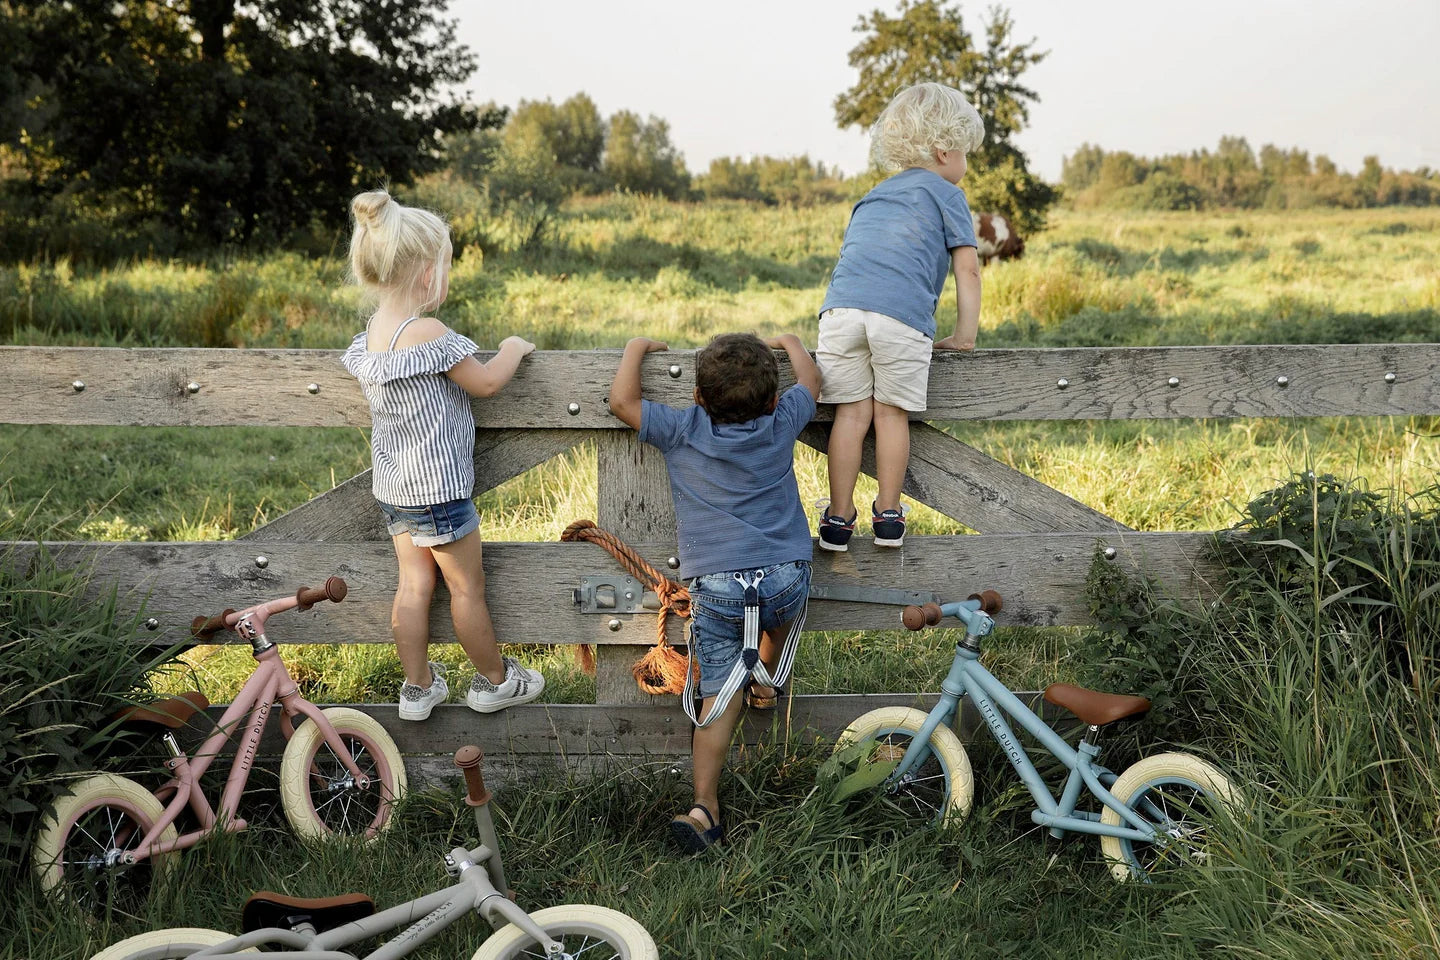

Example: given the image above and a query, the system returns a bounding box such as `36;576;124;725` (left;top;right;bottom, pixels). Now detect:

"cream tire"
472;904;657;960
835;706;974;828
1099;751;1238;881
90;927;255;959
279;707;406;840
34;773;177;904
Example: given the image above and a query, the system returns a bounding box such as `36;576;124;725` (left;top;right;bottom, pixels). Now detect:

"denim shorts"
377;498;480;547
688;560;811;698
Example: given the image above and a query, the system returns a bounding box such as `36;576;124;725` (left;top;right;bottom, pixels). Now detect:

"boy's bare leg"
827;398;874;519
872;400;910;513
429;531;506;684
392;534;439;687
691;692;745;825
693;624;793;818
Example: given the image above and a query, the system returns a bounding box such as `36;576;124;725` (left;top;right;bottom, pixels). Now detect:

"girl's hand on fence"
628;337;668;353
500;336;537;357
933;335;975;352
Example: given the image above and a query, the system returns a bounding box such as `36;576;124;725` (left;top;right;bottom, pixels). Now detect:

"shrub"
0;546;180;878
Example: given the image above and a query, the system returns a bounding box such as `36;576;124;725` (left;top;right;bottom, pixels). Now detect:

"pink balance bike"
34;577;407;916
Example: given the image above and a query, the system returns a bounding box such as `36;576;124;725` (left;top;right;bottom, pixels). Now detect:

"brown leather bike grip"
969;590;1003;615
296;576;348;611
454;745;492;806
190;609;236;639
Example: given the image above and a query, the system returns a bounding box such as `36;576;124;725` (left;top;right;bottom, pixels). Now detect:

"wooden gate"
4;343;1437;764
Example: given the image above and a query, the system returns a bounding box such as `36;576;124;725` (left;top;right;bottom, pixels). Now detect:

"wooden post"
594;432;679;705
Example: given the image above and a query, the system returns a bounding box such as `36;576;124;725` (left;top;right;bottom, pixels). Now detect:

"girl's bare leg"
872;400;910;513
429;529;505;684
392;533;439;687
827;398;874;519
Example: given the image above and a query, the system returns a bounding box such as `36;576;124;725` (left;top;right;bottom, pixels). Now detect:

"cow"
974;212;1025;266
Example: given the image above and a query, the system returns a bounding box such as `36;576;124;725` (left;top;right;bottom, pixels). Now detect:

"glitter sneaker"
871;501;910;548
397;661;448;721
466;656;546;714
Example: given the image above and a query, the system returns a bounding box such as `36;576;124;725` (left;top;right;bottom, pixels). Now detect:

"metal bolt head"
186;381;201;394
1056;378;1069;390
144;617;159;631
1275;375;1290;388
1384;371;1397;384
254;555;269;569
72;380;86;393
668;364;682;379
607;618;622;632
667;556;680;569
567;402;581;416
1167;376;1180;388
307;383;320;395
1103;546;1117;561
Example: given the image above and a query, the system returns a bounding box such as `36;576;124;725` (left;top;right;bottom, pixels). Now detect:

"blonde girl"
342;188;544;720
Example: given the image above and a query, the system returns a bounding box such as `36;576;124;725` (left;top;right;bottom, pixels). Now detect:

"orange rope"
559;520;692;695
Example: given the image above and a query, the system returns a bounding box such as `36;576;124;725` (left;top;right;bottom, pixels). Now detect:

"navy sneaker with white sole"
871;502;910;547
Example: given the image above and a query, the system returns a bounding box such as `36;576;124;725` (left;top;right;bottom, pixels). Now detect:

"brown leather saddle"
243;890;377;934
112;692;210;730
1043;683;1151;727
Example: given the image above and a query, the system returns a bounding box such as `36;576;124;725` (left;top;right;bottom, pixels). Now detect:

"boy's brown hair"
695;332;778;424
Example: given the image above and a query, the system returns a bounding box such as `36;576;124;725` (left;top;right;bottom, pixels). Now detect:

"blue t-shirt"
819;168;977;339
638;385;817;579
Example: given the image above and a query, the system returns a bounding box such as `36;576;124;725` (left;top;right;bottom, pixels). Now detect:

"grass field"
3;200;1439;959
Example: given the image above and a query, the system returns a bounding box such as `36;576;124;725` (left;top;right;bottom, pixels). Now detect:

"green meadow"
3;200;1439;959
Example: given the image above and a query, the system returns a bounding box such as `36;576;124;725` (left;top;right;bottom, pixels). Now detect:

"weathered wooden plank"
594;432;680;704
4;533;1220;644
189;694;1063;757
243;430;587;542
800;422;1126;534
8;344;1437;427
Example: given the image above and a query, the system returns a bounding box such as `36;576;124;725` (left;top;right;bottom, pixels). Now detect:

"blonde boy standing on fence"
816;82;984;551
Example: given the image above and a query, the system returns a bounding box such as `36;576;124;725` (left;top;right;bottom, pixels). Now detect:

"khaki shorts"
816;307;933;412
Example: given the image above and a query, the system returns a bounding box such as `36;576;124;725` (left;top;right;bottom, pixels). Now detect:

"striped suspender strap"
682;568;809;729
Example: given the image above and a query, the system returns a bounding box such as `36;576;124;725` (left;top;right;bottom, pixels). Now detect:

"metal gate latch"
573;576;661;614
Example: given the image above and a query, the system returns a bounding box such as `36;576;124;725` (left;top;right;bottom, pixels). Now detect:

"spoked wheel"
32;774;178;919
90;927;256;960
279;707;407;840
471;904;658;960
830;707;973;828
1099;752;1239;881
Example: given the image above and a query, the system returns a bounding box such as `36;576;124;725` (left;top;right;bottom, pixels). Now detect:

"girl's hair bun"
351;189;393;229
348;187;450;303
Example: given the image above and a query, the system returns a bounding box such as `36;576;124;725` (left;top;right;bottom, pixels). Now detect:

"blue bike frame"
889;599;1163;844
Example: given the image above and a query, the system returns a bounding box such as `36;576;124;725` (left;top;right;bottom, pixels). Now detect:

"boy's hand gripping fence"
560;520;692;695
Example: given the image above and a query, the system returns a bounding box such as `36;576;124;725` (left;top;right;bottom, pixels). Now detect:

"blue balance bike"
822;590;1239;881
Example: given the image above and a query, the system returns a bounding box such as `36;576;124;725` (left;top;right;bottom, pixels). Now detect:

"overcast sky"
455;0;1440;180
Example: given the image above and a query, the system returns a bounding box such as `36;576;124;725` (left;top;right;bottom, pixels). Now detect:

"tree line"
1062;137;1440;211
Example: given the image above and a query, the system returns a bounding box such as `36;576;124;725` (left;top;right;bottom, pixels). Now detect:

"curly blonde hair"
869;83;985;172
348;188;451;311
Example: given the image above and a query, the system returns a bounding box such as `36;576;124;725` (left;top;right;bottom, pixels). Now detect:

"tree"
6;0;478;246
834;1;1057;232
505;94;605;173
602;111;690;199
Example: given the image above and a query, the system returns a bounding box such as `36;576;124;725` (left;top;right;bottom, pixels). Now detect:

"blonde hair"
869;83;985;172
349;189;451;311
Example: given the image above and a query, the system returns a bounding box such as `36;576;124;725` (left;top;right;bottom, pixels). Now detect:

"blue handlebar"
941;599;995;638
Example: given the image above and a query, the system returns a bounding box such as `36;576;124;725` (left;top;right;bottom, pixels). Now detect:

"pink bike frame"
125;593;373;863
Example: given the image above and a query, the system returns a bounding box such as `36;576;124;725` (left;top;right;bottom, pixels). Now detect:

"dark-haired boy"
609;332;821;852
